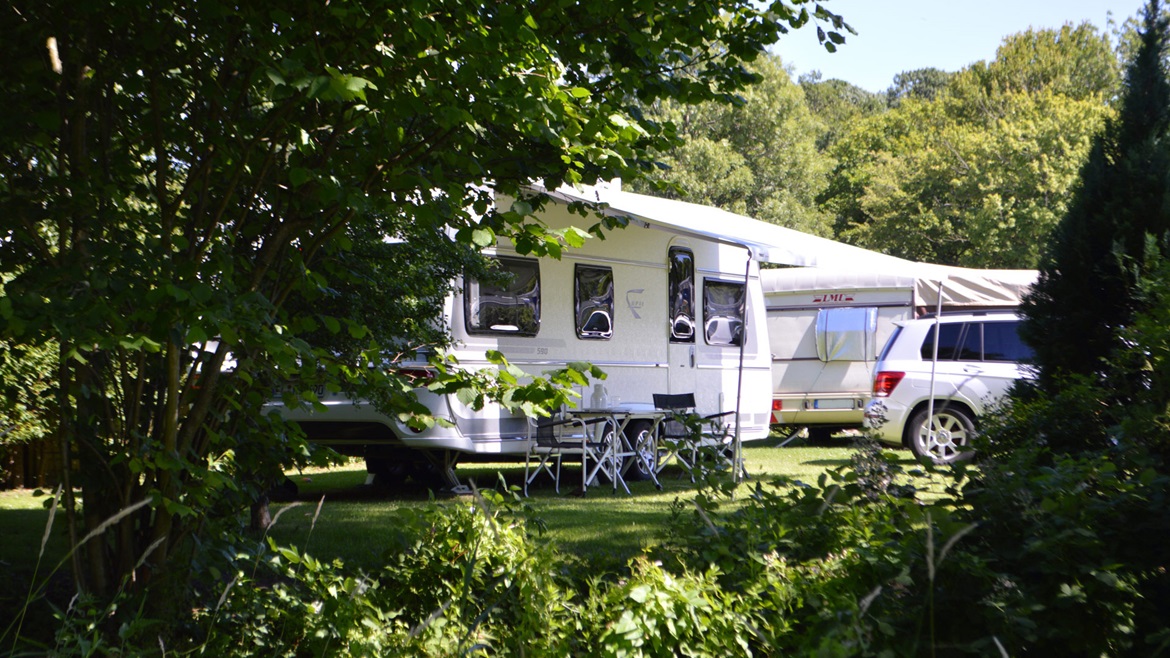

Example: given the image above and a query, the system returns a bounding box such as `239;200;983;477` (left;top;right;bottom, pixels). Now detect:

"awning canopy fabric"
550;184;1036;307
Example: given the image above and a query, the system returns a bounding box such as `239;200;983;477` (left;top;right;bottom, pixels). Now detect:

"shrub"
952;441;1170;655
586;557;752;658
656;445;984;656
373;488;575;655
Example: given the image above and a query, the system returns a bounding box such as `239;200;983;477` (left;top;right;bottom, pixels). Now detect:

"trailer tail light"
771;399;782;424
872;371;905;398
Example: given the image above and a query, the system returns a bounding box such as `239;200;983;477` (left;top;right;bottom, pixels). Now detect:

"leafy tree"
0;337;57;487
0;0;838;600
635;54;836;236
1022;0;1170;401
885;67;953;106
800;72;888;149
957;23;1121;101
824;24;1118;267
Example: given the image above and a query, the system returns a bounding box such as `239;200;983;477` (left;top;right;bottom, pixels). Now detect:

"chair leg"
523;449;531;497
554;452;563;494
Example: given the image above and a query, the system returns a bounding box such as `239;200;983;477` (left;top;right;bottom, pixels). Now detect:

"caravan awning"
549;185;921;270
550;185;1037;305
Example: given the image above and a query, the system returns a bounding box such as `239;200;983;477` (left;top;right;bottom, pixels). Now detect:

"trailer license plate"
812;399;854;410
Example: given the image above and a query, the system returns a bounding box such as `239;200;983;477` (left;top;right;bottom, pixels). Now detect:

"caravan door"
667;245;698;397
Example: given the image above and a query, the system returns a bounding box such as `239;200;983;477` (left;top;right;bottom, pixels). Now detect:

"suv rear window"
920;319;1033;362
983;321;1033;361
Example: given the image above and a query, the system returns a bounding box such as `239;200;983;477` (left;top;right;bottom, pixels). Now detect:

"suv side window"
919;319;1033;362
957;323;982;361
920;323;964;360
983;320;1033;362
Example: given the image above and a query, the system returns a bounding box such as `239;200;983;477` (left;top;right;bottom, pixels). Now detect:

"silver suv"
863;312;1034;463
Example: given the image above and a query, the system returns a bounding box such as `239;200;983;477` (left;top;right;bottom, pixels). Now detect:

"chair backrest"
653;393;696;411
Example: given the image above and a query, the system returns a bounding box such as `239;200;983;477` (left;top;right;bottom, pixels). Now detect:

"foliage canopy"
1022;0;1170;398
0;0;845;597
822;22;1120;268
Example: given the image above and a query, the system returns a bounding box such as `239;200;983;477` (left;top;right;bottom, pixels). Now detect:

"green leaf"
277;546;303;564
289;167;313;187
190;283;214;303
628;584;651;604
1139;468;1158;486
471;228;495;247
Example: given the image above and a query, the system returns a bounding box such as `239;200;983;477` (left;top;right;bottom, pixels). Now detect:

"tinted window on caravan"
703;279;745;346
668;247;695;343
465;257;540;336
575;264;614;340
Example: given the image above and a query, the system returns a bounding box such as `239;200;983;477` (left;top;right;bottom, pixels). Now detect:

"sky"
771;0;1145;93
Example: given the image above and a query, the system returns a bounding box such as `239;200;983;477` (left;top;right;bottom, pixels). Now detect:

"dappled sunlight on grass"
266;440;876;568
0;440;938;577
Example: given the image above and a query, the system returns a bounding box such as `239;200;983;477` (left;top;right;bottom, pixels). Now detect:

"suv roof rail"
915;309;1018;320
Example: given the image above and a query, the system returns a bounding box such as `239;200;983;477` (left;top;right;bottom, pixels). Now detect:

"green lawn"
266;439;884;570
0;438;920;579
0;437;926;648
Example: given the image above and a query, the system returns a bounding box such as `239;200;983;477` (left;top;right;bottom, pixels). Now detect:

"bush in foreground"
19;441;1169;656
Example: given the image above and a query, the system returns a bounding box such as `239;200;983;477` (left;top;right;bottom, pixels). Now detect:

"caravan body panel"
279;185;773;459
765;270;916;428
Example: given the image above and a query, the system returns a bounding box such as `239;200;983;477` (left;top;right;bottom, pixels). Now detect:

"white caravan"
763;265;1037;441
277;183;787;486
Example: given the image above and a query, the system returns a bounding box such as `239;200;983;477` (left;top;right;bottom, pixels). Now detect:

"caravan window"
574;264;614;340
668;247;695;343
816;307;878;361
464;257;540;336
703;279;745;346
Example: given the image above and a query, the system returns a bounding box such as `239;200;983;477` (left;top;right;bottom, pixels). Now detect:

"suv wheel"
907;404;975;464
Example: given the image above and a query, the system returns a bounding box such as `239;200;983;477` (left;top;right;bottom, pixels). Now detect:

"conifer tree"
1020;0;1170;396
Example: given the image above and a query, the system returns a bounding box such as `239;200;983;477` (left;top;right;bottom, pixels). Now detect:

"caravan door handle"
690;346;696;368
962;365;983;375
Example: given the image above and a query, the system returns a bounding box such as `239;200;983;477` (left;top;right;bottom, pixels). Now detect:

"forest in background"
637;18;1132;268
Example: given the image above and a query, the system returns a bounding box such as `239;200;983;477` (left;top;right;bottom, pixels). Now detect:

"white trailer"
276;183;784;486
763;265;1037;441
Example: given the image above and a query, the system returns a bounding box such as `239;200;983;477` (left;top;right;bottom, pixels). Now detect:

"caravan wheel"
806;427;839;445
623;420;658;481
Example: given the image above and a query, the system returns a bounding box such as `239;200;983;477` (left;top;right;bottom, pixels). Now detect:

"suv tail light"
872;371;905;397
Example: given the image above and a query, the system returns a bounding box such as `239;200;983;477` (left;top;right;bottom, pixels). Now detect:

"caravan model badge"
813;293;855;303
626;289;645;319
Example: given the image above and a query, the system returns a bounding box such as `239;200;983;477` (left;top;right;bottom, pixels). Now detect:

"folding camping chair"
523;413;612;495
652;393;739;481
